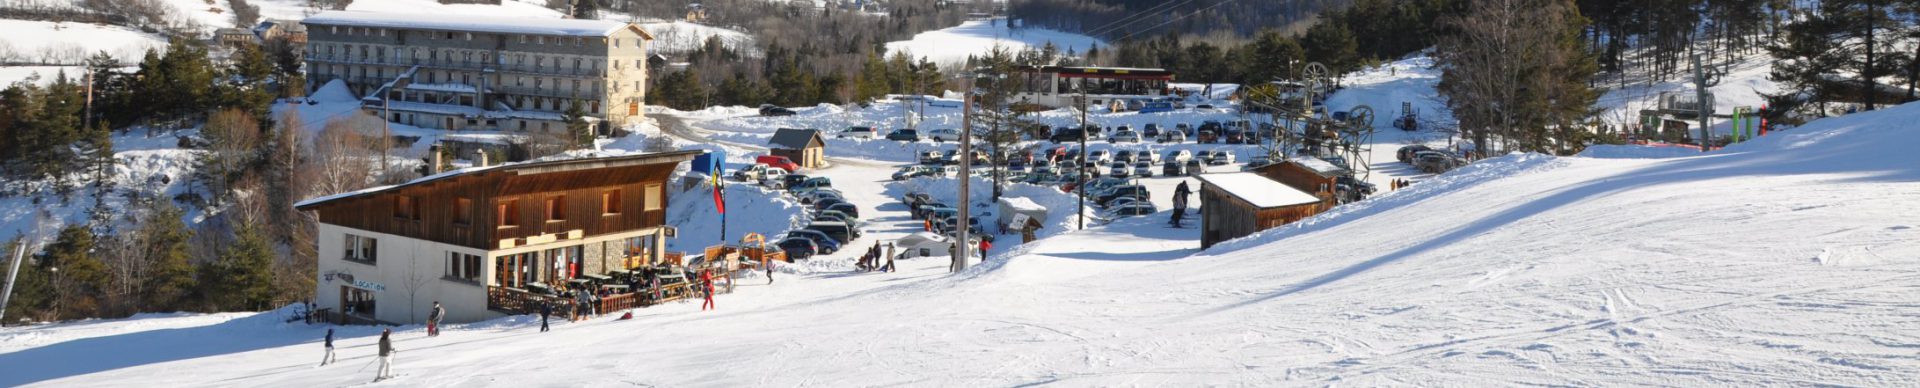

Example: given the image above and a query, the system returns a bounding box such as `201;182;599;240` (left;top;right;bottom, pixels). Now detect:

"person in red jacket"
977;239;992;260
699;271;716;311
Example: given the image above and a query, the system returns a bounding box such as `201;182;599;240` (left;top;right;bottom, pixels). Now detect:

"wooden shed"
1251;156;1347;209
1197;172;1323;249
768;128;827;169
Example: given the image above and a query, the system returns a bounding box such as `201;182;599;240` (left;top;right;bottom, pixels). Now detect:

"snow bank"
662;180;807;252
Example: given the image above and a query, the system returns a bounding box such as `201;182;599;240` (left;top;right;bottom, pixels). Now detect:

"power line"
1108;0;1247;43
1081;0;1203;39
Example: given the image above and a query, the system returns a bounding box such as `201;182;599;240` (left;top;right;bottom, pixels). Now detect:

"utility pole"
1691;53;1716;152
954;76;973;273
383;97;394;175
1075;91;1088;230
1;244;26;325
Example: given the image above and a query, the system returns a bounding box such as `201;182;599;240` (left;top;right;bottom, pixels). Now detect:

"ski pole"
356;357;377;373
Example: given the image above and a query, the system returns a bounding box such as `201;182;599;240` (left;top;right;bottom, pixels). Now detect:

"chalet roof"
294;150;700;210
304;11;649;38
767;128;824;150
1289;156;1349;178
1198;172;1320;209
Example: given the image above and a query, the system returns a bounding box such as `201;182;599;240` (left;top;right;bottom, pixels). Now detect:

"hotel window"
545;195;566;221
644;184;662;211
497;199;520;227
446;252;481;281
574;37;583;46
330;26;337;34
344;234;378;263
613;38;620;48
537;36;545;44
519;35;527;44
379;28;386;37
465;32;472;40
602;190;622;215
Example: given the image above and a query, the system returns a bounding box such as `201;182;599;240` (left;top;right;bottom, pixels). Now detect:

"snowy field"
0;19;168;64
4;99;1917;386
885;17;1102;67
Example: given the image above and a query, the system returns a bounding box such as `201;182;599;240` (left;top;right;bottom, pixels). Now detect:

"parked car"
838;126;879;139
731;163;782;181
1087;150;1113;165
929;128;963;142
819;202;860;219
776;237;819;260
1105;197;1141;210
788;176;832;193
1196;129;1220;144
817;208;859;223
1157;129;1187;143
1174;123;1195;137
1224;128;1246;144
1109;128;1142;143
1414;150;1466;173
1162;160;1187;176
1184;159;1207;175
893;165;943;180
798;189;844;205
804;221;862;243
814;212;860;229
1132;161;1154;177
1097;185;1152;206
886;128;921;141
785;229;842;253
760;168;789;188
1108;162;1131;178
1142;123;1162;138
780;174;810;189
1397;144;1433;163
759;104;796;116
1165;150;1193;164
1335;176;1377;204
1050;127;1086;143
756;155;801;173
1205;150;1234;165
1114;150;1136;164
1144;150;1163;164
1103;202;1159;218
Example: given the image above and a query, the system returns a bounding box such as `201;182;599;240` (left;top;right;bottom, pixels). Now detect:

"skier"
374;328;396;381
426;301;444;337
766;260;775;285
700;271;716;311
319;328;336;366
539;301;552;332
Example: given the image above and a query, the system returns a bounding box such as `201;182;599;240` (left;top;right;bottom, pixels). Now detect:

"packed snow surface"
885;17;1102;67
5;93;1917;385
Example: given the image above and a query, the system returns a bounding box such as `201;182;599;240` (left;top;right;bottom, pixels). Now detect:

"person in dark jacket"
375;328;396;381
539;301;552;332
319;328;335;366
426;302;445;337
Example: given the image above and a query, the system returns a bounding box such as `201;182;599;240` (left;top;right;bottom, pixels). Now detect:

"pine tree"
1301;20;1360;75
140;200;196;311
203;225;277;312
43;225;109;319
563;103;593;147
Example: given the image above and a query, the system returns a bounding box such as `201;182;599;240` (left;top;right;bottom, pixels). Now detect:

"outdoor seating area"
485;252;733;320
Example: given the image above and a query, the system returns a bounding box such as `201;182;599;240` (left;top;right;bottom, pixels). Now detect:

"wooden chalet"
768;128;826;169
1250;157;1348;209
295;151;700;325
1197;172;1323;249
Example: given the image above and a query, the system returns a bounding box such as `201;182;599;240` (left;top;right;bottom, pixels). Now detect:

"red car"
756;155;800;172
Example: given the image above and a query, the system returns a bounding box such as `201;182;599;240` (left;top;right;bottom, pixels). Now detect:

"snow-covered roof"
304;11;634;37
1291;157;1348;177
998;197;1044;212
1197;172;1320;209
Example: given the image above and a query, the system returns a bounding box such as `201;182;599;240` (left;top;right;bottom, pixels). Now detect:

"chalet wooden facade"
768;128;826;169
1197;172;1323;249
296;151;700;324
1250;157;1348;209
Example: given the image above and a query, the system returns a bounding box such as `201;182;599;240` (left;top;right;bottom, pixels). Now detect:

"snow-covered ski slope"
6;97;1919;386
885;17;1102;68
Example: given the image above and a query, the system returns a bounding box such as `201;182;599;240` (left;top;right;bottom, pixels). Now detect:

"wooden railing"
598;293;639;312
487;286;576;319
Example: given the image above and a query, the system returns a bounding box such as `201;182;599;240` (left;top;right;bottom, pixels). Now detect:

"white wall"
315;224;502;325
